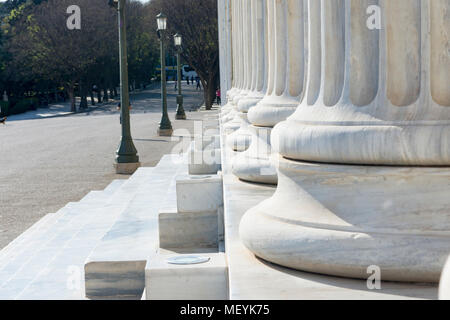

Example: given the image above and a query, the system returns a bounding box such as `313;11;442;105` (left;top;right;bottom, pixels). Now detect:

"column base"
231;126;277;185
175;113;186;120
222;114;242;134
221;107;238;124
247;96;298;127
227;112;252;152
439;256;450;299
114;162;141;175
240;156;450;283
232;90;249;107
158;128;173;136
237;93;264;113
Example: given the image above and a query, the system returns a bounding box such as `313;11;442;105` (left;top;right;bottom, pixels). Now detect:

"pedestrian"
196;76;201;90
191;76;194;86
186;77;190;85
216;88;221;105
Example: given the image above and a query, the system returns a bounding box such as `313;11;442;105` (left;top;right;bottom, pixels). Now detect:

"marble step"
15;204;127;300
0;204;74;266
0;201;84;271
85;154;186;300
103;179;127;195
0;197;117;298
0;180;125;264
0;171;153;299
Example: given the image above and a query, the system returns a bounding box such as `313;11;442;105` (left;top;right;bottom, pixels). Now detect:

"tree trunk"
90;90;95;106
97;90;102;104
68;85;76;112
203;75;217;110
79;80;88;110
103;86;109;102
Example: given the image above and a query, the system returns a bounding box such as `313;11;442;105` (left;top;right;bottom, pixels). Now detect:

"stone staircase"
0;121;226;300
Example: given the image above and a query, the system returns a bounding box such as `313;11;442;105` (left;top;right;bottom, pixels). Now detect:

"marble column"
218;0;232;106
223;0;254;132
440;256;450;299
227;0;267;151
222;0;243;119
232;0;305;184
240;0;450;282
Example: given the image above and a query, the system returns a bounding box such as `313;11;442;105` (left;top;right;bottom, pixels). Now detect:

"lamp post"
174;33;186;120
156;13;173;136
109;0;140;174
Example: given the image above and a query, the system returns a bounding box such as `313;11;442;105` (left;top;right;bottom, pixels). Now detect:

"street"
0;82;215;249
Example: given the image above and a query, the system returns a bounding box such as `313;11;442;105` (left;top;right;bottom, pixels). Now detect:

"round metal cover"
166;255;210;265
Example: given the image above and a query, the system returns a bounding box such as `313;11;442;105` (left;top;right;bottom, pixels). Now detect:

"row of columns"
221;0;450;283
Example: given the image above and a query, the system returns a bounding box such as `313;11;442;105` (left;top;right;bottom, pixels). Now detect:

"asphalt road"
0;82;217;249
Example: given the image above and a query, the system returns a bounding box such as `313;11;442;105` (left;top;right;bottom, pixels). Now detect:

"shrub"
9;98;33;115
0;101;9;117
28;97;39;110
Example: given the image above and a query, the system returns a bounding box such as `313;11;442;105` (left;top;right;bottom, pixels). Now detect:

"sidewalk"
5;82;162;122
5;97;119;122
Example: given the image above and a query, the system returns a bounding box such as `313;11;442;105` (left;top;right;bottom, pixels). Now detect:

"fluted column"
223;0;255;131
222;0;244;118
240;0;450;283
230;0;252;106
227;0;267;151
232;0;305;184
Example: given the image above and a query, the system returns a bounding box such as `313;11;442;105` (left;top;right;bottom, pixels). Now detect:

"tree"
126;0;160;90
147;0;219;110
5;0;118;111
1;0;160;114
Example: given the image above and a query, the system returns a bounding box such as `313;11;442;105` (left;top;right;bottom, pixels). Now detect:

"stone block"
176;174;223;213
188;141;221;175
159;211;218;249
145;253;228;300
114;162;141;175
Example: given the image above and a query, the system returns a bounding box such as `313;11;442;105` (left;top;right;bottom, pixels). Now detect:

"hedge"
8;98;39;115
0;101;9;117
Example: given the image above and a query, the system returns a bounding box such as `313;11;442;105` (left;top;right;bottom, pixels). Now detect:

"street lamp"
110;0;140;174
174;33;186;120
156;13;173;136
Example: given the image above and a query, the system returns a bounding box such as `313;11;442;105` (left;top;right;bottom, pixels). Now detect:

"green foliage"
0;101;10;116
0;0;162;115
148;0;219;108
8;97;38;115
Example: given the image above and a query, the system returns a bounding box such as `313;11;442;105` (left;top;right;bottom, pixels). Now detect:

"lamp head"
156;13;167;31
174;33;182;47
108;0;118;9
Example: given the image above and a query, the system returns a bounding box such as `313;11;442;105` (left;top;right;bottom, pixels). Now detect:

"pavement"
0;82;218;249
